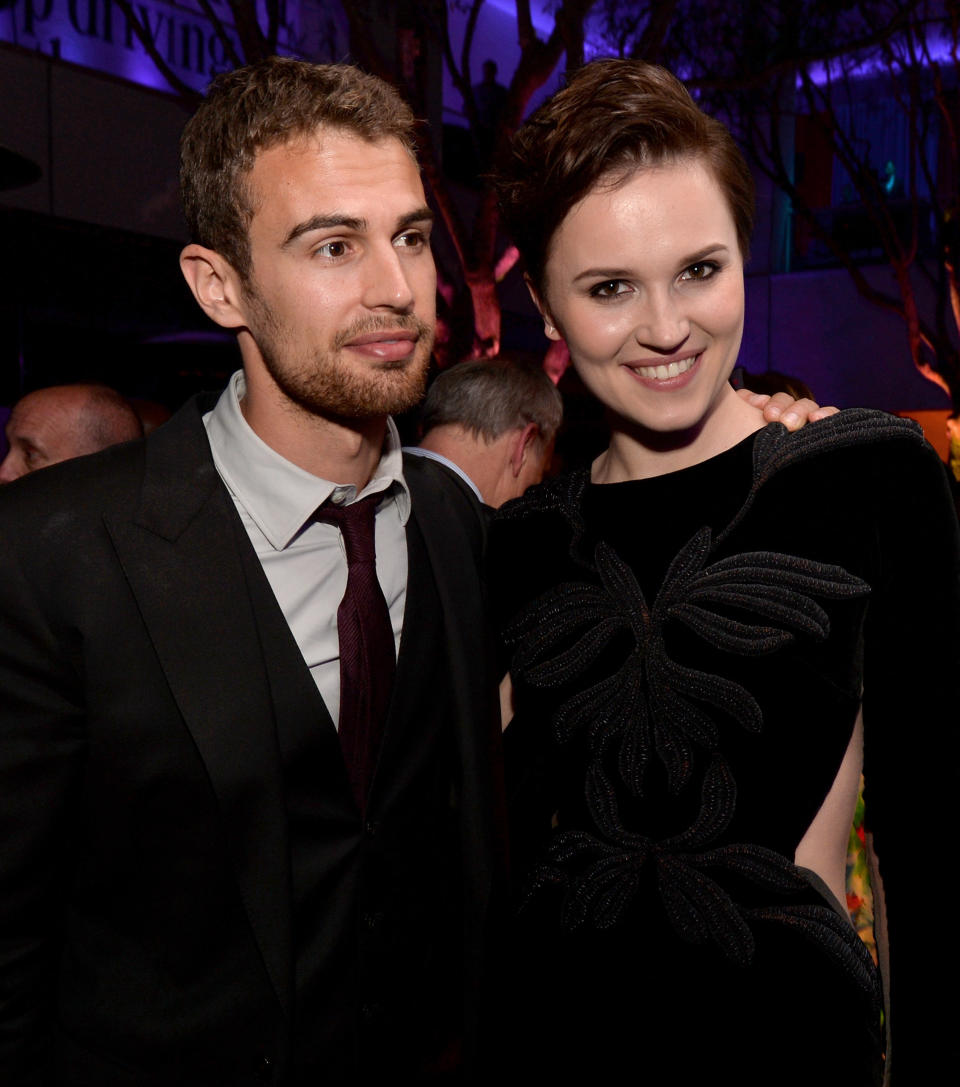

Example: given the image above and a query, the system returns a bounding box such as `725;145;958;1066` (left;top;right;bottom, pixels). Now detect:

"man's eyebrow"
396;206;434;231
282;214;365;248
282;206;434;249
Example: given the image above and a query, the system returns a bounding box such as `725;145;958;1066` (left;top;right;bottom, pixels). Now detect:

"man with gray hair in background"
408;355;562;508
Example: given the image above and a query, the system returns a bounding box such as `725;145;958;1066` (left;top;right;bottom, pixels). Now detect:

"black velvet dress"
489;411;960;1084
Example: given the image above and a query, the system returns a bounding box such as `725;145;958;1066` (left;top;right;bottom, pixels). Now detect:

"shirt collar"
204;370;411;550
402;445;483;503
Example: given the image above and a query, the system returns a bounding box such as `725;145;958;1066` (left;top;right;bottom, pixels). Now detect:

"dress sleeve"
861;437;960;1079
0;518;85;1083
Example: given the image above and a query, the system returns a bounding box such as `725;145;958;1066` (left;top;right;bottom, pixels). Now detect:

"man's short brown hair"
180;57;418;280
495;58;755;295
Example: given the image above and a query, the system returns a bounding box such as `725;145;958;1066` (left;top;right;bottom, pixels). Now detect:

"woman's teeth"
633;355;697;380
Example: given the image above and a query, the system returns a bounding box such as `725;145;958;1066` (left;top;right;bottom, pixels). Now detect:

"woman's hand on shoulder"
735;388;839;431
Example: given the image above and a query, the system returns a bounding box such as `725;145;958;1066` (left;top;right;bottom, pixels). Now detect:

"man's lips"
345;330;418;346
343;329;419;361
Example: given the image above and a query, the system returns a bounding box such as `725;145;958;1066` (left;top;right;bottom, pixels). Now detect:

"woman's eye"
316;240;348;259
590;279;629;298
681;261;718;281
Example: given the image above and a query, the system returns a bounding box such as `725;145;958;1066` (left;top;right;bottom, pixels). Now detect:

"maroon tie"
315;493;396;811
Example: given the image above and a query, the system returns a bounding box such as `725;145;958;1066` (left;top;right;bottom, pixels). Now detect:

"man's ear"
179;244;248;330
524;274;562;342
510;422;540;476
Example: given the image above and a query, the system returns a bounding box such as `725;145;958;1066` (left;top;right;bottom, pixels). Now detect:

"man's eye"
396;231;426;249
590;280;629;298
315;240;348;258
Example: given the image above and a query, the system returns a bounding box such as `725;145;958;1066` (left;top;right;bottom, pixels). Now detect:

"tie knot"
315;492;380;565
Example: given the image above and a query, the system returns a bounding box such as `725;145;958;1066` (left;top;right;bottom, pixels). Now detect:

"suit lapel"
402;457;508;1064
103;398;293;1018
367;508;444;812
401;453;489;720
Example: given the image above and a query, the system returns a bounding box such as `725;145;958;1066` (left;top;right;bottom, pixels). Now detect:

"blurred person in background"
407;355;562;508
0;383;142;483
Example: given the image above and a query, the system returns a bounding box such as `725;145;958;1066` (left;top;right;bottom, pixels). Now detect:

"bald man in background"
0;384;143;482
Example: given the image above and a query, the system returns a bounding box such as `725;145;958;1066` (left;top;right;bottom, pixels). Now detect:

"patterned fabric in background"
847;777;877;964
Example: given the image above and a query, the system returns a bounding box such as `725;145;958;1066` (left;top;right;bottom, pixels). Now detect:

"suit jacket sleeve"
0;504;87;1082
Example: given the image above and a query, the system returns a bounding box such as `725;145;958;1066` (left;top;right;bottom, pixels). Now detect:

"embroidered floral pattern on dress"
503;518;868;797
498;415;918;978
526;753;879;995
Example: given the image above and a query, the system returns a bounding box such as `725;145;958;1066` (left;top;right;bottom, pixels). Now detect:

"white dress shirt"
204;370;410;726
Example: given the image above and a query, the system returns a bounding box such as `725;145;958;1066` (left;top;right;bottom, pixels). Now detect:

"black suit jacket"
0;396;504;1085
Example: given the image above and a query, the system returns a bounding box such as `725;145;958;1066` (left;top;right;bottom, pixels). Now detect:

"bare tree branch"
196;0;244;69
516;0;535;49
264;0;281;55
108;0;206;101
630;0;681;61
225;0;268;62
460;0;486;82
495;245;520;282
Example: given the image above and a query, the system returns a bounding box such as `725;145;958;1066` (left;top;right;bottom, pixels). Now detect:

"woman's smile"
624;350;702;385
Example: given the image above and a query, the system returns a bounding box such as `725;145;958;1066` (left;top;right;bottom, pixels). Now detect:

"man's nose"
0;452;25;483
362;244;415;311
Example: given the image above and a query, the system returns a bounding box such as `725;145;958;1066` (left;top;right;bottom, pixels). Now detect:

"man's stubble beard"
246;293;434;422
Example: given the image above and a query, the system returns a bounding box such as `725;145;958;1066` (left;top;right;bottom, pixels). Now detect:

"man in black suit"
0;58;502;1085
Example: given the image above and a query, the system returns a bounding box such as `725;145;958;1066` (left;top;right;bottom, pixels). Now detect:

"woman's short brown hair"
495;58;755;296
180;57;417;281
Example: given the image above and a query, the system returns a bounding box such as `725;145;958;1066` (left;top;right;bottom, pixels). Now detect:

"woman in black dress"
490;59;959;1084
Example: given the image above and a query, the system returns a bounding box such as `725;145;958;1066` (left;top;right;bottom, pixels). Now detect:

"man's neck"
240;378;388;488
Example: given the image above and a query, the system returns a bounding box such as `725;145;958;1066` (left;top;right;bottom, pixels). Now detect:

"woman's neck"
591;387;766;484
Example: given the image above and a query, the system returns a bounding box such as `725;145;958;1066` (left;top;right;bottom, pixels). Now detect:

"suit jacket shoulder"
0;393;221;536
403;449;489;565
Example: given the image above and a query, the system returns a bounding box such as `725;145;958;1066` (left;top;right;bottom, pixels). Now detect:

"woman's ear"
179;245;249;330
524;273;562;342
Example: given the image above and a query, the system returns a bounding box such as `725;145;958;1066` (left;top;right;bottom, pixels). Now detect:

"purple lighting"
0;0;301;95
805;24;957;86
